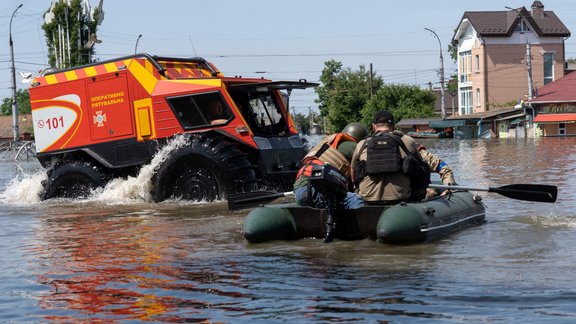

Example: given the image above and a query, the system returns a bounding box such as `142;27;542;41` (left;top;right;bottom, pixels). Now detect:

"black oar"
227;191;294;210
429;184;557;203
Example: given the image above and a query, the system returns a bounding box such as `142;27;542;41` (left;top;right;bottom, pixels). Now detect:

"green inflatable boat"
241;190;486;244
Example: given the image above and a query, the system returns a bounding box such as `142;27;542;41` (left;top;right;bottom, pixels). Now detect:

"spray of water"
530;208;576;229
92;135;188;203
0;164;46;204
0;135;189;205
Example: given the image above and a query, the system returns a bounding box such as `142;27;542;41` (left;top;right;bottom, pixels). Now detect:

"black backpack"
356;132;430;192
388;134;431;192
364;133;402;174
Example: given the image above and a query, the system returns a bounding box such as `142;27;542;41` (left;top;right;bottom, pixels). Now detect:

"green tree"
315;59;383;133
42;0;102;69
447;41;459;93
290;112;310;134
316;60;437;131
448;42;458;63
447;74;458;93
1;89;30;115
362;84;436;126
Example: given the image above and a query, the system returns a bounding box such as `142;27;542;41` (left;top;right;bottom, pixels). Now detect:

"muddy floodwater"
1;137;575;322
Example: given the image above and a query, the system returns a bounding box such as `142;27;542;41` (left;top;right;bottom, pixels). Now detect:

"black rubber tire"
152;135;259;202
42;161;110;199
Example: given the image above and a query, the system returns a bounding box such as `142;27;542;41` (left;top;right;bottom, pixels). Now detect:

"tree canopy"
290;112;310;134
1;89;30;115
42;0;101;69
315;59;437;132
362;84;436;126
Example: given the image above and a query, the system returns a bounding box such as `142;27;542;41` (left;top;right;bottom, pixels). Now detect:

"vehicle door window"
167;92;233;129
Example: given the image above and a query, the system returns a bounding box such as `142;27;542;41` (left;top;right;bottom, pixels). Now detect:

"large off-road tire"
152;135;258;202
42;161;110;199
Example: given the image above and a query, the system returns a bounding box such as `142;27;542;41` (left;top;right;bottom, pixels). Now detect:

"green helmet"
342;122;369;141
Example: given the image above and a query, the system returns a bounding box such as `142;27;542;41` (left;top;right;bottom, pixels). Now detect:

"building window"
475;55;480;72
544;53;554;85
476;88;480;106
460;87;472;115
559;123;566;136
459;51;472;82
514;19;532;33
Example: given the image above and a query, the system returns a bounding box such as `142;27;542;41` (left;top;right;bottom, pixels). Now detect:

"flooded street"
1;138;575;322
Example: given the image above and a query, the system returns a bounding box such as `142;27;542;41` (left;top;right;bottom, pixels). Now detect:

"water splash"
531;214;576;229
0;164;46;204
92;135;188;203
0;135;189;205
525;204;576;229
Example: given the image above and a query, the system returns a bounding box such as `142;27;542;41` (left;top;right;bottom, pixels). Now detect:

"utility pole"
425;28;446;119
369;63;374;98
309;106;313;132
526;42;533;100
10;4;23;142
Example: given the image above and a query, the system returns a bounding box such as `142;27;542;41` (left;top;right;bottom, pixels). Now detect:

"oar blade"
491;184;558;203
227;191;291;210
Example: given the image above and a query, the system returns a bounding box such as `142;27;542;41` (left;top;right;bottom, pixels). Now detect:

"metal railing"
0;141;36;161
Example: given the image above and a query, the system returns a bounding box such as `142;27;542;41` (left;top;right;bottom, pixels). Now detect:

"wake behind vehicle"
30;54;316;201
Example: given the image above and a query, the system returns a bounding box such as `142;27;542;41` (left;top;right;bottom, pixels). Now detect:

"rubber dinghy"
242;190;486;244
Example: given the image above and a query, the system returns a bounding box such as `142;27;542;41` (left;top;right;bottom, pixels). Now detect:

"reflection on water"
1;138;576;322
24;203;247;322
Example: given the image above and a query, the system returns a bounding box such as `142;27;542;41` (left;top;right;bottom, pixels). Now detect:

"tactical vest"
302;133;357;179
364;133;402;175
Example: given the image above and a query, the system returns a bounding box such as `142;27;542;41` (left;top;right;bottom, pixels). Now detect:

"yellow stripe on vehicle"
64;71;78;81
45;74;58;85
104;63;118;73
84;66;98;77
128;60;158;94
171;79;222;87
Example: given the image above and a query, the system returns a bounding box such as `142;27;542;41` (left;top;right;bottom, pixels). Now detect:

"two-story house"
452;1;570;117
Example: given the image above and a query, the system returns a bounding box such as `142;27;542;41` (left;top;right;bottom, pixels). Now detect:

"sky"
1;0;576;115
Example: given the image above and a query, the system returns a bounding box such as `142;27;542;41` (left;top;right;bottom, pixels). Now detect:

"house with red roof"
528;71;576;136
452;1;570;118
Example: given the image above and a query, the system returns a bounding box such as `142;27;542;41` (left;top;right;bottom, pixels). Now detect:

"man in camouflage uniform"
351;110;456;205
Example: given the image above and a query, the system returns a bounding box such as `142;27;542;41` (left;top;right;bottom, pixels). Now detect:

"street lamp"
425;28;446;119
10;3;23;142
134;34;142;54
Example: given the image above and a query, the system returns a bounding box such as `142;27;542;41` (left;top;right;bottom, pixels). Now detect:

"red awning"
533;113;576;123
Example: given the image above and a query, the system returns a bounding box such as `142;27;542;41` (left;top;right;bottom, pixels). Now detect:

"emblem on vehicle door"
93;111;107;127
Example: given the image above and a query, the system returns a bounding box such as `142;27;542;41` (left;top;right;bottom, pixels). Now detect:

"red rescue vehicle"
30;54;316;201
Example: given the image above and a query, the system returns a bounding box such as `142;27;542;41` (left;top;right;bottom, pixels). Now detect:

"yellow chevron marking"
104;63;118;73
64;71;78;81
45;74;57;85
84;66;97;77
128;60;157;94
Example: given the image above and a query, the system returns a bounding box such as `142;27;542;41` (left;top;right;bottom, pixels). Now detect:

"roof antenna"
188;35;198;57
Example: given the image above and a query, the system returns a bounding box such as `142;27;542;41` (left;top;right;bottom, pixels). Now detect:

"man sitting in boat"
351;110;456;205
293;122;369;209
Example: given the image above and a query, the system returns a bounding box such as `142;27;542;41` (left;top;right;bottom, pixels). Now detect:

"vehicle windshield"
229;90;289;136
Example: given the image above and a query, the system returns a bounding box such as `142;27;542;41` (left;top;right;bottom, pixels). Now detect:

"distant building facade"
452;1;570;116
528;71;576;137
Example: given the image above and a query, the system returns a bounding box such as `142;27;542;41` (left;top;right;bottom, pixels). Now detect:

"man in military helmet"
293;122;369;209
351;110;456;204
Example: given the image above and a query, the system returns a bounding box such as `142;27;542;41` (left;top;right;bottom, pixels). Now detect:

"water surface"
1;137;575;322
